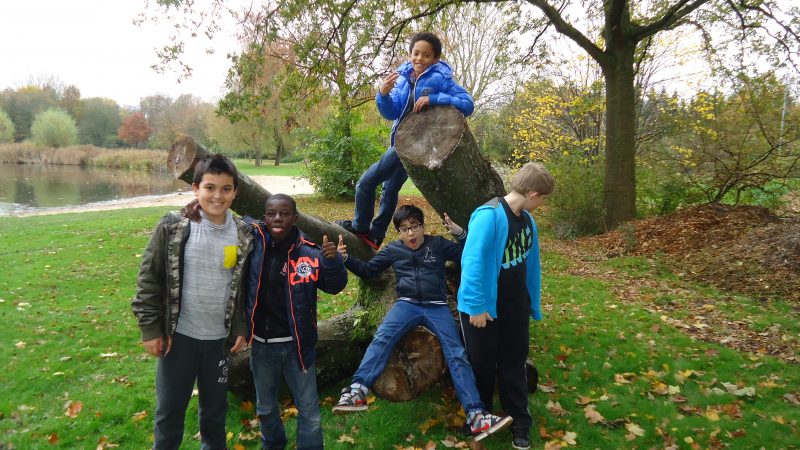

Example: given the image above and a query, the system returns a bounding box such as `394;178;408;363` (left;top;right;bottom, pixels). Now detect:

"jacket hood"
397;60;454;80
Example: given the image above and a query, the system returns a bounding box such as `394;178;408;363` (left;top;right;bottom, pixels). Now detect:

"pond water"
0;163;188;216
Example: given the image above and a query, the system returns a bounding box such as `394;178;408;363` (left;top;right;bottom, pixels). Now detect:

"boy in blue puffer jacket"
332;205;512;443
336;32;474;250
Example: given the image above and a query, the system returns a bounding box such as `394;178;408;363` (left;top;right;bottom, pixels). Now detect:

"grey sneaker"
468;411;513;441
512;432;531;449
331;386;368;414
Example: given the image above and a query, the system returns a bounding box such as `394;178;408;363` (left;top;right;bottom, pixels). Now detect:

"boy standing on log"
457;162;555;450
336;32;474;250
132;154;252;450
332;205;512;442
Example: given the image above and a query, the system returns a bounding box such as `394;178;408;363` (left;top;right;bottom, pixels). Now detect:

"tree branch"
632;0;709;42
525;0;606;63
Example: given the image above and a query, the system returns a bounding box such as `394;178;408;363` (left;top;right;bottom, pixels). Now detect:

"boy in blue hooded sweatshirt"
336;32;474;250
458;162;555;450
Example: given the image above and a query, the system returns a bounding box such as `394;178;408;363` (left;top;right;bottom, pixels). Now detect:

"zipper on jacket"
248;224;267;345
286;243;306;371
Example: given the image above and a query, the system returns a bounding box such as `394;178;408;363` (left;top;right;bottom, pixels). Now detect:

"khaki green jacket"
131;211;253;348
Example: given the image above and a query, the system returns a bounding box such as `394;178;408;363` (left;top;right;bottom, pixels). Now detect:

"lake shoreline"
4;175;314;217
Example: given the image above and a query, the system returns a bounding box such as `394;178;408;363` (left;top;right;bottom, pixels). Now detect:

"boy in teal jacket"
457;162;555;450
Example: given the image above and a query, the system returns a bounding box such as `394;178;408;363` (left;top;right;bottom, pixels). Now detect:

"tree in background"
0;86;58;142
139;94;212;149
78;97;122;147
217;41;299;166
30;109;78;148
0;109;15;143
430;2;524;109
118;112;154;148
59;85;82;119
668;73;800;206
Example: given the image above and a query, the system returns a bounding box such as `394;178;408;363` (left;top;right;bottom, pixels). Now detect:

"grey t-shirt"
175;210;238;340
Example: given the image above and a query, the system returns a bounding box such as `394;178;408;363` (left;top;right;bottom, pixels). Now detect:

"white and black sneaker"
331;385;368;414
468;410;513;441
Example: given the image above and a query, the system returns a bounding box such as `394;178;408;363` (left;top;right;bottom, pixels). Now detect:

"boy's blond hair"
510;162;555;195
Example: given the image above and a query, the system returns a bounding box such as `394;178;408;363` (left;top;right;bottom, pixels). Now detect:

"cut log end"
168;136;200;180
372;326;446;402
395;106;466;168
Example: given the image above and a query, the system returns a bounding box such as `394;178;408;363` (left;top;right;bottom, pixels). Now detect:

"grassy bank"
0;143;168;171
1;200;798;449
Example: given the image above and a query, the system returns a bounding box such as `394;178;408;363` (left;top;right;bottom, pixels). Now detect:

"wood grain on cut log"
394;106;505;228
372;327;446;401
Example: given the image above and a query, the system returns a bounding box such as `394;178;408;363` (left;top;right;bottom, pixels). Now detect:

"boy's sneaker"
511;432;531;450
334;220;381;250
332;386;368;414
468;411;513;442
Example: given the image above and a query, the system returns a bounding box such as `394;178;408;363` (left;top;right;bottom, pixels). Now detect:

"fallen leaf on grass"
423;440;436;450
783;393;800;405
624;422;645;440
547;401;569;417
15;341;26;349
337;434;355;444
419;417;440;434
131;410;148;422
614;373;636;384
704;408;721;421
48;432;58;444
239;401;254;412
64;400;83;418
584;405;604;424
280;406;298;421
96;435;119;449
721;382;755;397
99;352;118;358
233;444;246;450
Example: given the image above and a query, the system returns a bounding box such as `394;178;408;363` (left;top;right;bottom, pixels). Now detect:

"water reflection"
0;163;187;215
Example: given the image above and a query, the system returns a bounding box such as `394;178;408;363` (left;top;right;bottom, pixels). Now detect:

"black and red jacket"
242;218;347;371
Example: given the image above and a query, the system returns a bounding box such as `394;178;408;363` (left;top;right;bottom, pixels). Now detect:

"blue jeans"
353;146;408;242
250;341;323;450
352;300;484;414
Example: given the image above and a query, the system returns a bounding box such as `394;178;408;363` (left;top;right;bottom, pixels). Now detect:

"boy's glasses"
398;224;422;234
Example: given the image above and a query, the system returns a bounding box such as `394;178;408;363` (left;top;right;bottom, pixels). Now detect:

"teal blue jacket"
457;198;542;320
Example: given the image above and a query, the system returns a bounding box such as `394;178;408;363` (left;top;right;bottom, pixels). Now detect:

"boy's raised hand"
380;72;400;96
321;235;338;259
336;234;347;257
443;213;464;236
181;198;202;222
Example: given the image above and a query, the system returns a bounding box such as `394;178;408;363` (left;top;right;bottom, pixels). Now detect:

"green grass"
1;202;799;449
233;159;306;177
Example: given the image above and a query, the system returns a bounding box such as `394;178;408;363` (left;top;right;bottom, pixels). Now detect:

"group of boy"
131;31;555;450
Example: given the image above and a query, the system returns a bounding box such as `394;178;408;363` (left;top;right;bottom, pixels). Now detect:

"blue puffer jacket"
242;219;348;371
344;235;464;303
376;60;474;146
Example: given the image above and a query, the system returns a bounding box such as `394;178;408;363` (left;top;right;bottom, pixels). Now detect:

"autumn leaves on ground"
1;199;798;449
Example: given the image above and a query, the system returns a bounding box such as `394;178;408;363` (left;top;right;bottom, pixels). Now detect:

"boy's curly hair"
409;32;442;58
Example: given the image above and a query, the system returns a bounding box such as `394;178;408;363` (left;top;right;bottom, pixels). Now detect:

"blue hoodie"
376;60;474;146
457;198;543;321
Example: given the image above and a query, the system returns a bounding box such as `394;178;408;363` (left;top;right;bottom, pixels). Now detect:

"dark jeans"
459;311;533;435
353;301;484;414
154;332;229;450
352;146;408;242
250;340;323;450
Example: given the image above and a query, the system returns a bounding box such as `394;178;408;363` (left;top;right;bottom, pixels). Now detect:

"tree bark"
601;43;638;230
393;106;506;228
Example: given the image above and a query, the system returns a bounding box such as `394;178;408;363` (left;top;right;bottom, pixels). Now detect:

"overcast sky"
0;0;240;107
